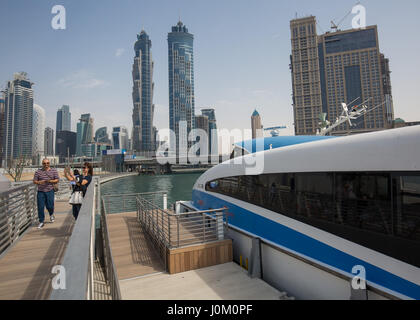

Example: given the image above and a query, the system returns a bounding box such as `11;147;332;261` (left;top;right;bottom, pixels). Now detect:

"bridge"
0;174;286;300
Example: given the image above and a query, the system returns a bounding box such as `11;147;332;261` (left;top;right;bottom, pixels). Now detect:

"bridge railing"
136;193;228;270
0;182;37;257
49;177;98;300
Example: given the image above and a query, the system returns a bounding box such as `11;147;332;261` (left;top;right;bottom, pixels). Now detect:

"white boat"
187;125;420;300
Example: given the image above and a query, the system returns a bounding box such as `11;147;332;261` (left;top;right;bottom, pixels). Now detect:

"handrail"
100;196;122;299
49;177;97;300
0;183;37;257
136;193;227;256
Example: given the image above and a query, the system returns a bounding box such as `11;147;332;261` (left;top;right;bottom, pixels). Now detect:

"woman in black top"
65;162;93;220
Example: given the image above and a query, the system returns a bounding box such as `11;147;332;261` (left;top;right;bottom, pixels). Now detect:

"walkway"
107;212;165;280
0;201;74;300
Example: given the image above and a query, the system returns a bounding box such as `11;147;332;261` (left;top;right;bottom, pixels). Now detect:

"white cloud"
58;70;108;89
115;48;125;57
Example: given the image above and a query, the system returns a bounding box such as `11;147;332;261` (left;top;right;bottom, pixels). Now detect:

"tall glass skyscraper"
2;72;34;162
76;114;94;156
132;30;155;152
168;21;195;156
56;105;71;132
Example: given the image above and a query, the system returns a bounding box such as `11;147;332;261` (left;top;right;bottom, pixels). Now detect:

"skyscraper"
2;72;34;162
56;105;71;132
290;16;394;135
168;21;195;156
201;109;218;156
56;131;76;162
112;126;129;150
132;30;155;152
32;104;46;157
44;127;54;156
95;127;111;144
0;98;5;166
251;110;263;140
76;114;94;156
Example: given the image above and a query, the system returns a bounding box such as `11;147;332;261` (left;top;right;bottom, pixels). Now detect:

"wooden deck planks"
0;202;74;300
106;212;165;281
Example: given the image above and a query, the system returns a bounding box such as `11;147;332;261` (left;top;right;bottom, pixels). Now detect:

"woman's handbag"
69;191;83;205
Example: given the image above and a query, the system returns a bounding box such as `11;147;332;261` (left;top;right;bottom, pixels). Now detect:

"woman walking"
65;162;93;220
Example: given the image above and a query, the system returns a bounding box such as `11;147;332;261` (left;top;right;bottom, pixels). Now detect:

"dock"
0;177;288;300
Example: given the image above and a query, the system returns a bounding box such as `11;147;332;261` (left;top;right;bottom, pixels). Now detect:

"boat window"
205;171;420;267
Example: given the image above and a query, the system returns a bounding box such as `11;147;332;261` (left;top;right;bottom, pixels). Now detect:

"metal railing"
99;196;121;300
102;191;168;214
0;182;36;256
50;177;97;300
136;193;227;268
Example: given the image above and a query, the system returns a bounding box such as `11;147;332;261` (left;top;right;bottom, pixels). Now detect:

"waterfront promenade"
0;173;287;300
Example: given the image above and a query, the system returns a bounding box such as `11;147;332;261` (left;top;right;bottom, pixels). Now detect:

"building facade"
132;30;155;153
168;21;195;156
32;104;46;157
76;114;94;156
0;98;5;166
95;127;111;144
44;127;54;156
112;126;129;151
251;110;263;140
290;17;394;135
56;130;77;162
201;108;218;156
2;73;34;162
56;105;71;132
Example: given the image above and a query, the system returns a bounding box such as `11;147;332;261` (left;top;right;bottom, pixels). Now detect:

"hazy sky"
1;0;419;138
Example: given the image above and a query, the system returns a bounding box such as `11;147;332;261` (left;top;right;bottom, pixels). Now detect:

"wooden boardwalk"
0;202;74;300
107;212;165;280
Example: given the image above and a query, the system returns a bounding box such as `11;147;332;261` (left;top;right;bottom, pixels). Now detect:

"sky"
1;0;419;139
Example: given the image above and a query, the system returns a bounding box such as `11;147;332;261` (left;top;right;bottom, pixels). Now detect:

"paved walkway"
120;262;286;300
0;201;73;300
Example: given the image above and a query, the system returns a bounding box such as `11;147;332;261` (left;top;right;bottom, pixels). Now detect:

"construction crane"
330;1;361;32
263;126;288;137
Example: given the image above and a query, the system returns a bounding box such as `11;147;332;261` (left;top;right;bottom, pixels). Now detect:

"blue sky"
1;0;419;137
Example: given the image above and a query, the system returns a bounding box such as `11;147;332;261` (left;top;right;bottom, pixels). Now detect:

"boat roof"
234;136;337;154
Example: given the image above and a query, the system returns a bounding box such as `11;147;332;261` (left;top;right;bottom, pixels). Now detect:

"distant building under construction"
290;16;394;135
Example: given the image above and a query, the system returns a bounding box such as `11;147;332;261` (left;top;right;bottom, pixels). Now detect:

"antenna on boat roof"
318;97;385;136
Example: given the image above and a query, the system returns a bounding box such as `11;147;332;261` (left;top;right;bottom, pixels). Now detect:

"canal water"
101;173;202;207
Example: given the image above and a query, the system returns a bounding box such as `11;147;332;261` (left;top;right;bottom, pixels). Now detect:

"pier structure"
0;174;286;300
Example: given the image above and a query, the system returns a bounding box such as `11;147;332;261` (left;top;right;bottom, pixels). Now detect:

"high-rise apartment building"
56;131;76;161
32;104;46;157
2;72;34;162
290;16;394;135
251;110;263;140
56;105;71;132
95;127;111;144
76;114;94;156
132;30;155;152
44;127;54;156
201;109;218;155
0;98;5;166
168;21;195;156
112;126;129;151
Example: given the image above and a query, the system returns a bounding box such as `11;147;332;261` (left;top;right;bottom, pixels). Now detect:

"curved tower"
132;30;155;152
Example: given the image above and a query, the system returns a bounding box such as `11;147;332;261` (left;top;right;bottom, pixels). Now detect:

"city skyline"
1;0;419;138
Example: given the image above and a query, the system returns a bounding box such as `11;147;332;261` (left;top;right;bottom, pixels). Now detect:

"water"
100;173;202;206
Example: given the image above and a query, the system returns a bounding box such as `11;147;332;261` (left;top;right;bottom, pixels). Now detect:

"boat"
184;126;420;300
